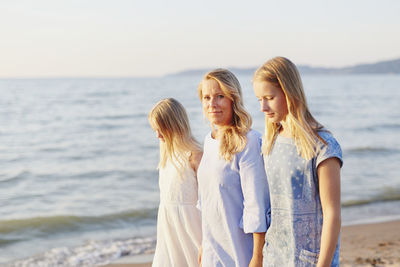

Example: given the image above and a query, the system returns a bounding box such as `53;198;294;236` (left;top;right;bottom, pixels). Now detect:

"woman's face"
201;79;233;127
253;81;288;123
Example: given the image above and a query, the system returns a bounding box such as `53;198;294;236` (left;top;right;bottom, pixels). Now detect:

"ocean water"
1;74;399;266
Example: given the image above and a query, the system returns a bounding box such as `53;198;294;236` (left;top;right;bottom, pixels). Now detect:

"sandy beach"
106;220;400;267
340;220;400;267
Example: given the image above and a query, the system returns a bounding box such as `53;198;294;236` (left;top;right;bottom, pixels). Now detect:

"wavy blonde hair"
253;57;326;159
148;98;202;171
198;68;252;161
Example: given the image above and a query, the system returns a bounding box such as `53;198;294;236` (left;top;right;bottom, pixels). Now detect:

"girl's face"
154;129;165;142
253;81;288;123
201;79;233;127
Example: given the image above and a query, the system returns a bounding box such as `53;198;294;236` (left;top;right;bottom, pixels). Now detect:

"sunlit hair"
253;56;326;159
198;68;252;161
148;98;202;172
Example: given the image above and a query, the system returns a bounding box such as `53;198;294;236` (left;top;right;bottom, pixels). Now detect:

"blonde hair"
198;68;252;161
253;57;325;159
148;98;202;171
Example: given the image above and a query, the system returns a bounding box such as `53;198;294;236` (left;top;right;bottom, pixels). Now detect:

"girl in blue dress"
197;69;270;267
252;57;342;267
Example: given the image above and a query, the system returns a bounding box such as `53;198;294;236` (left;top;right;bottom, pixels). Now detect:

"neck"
211;124;222;139
211;129;217;139
279;120;292;138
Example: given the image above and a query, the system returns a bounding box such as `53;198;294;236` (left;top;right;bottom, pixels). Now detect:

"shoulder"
203;131;213;143
317;130;343;167
246;129;263;145
189;150;203;173
318;130;341;149
190;150;203;165
238;129;263;157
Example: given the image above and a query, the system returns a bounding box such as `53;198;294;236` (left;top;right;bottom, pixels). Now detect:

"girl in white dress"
148;98;203;267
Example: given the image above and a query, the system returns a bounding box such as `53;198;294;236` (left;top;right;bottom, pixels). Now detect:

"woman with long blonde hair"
148;98;203;267
253;57;342;267
196;69;270;267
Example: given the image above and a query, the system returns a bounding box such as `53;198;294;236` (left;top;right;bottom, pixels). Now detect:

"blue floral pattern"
263;131;342;267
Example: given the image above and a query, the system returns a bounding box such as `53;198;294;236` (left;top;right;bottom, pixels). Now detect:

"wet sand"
106;220;400;267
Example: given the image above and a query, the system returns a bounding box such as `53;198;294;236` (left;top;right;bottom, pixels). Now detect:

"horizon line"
1;57;399;79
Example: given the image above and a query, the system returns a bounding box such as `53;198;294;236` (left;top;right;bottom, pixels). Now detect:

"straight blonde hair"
198;68;252;161
148;98;202;171
253;57;326;159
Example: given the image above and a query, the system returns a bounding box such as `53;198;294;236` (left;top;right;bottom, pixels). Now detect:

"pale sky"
1;0;399;77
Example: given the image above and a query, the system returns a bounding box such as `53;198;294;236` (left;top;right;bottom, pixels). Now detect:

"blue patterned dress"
263;131;342;267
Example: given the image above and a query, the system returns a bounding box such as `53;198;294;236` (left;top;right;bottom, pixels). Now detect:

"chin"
267;118;279;123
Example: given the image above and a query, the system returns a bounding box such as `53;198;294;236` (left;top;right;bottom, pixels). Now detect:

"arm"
198;245;202;266
316;157;341;267
238;132;269;266
189;151;203;173
191;150;203;267
192;150;203;212
239;132;269;234
249;232;265;267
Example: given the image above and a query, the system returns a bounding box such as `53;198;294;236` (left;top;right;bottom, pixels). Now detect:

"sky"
0;0;399;77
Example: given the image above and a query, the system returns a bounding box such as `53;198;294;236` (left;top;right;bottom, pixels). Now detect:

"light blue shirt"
263;131;342;267
197;129;270;267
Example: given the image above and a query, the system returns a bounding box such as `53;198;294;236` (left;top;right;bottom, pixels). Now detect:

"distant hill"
167;58;400;76
299;58;400;74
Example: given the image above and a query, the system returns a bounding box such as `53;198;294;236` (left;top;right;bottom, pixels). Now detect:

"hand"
198;245;202;266
248;254;263;267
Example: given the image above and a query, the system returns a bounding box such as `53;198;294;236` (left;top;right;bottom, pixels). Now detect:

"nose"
210;96;218;107
156;130;164;141
261;99;270;112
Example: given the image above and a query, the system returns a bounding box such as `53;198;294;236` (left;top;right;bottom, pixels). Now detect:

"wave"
345;146;399;155
85;90;131;98
356;123;400;132
70;169;137;180
342;188;400;207
86;114;134;121
0;238;23;246
82;122;128;131
378;123;400;130
4;236;155;267
0;171;30;184
0;208;157;236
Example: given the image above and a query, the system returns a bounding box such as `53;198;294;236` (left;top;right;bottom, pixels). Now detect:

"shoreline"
105;219;400;267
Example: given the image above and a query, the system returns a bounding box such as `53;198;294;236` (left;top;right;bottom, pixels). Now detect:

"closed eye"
257;96;273;101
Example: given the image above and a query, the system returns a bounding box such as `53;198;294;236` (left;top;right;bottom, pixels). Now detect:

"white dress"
152;155;202;267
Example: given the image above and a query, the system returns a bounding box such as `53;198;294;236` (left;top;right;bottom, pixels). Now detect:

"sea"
1;74;400;266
